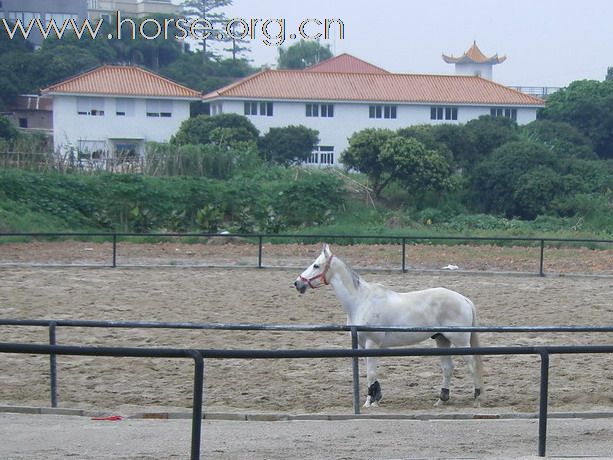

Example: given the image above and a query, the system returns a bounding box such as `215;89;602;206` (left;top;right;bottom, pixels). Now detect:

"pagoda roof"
443;41;506;65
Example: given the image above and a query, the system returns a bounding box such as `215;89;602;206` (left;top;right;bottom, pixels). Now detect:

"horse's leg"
466;331;484;408
448;332;483;408
433;334;454;407
364;339;382;407
462;353;483;408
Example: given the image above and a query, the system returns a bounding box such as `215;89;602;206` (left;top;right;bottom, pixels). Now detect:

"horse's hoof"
363;396;373;407
473;400;481;408
434;398;448;407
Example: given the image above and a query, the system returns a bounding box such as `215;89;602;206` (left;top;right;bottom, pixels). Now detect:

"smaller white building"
443;41;506;80
43;65;201;161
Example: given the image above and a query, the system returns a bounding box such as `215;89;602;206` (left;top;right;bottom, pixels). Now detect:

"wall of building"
453;62;494;79
52;94;190;156
0;0;88;47
217;99;538;166
88;0;180;20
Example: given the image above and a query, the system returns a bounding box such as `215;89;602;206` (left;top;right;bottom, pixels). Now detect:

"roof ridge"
202;68;271;98
305;53;390;73
203;69;544;106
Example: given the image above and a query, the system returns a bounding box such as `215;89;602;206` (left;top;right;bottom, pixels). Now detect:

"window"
146;99;172;118
210;103;223;115
306;103;334;117
244;101;273;116
114;141;139;158
115;98;134;117
260;101;273;116
490;107;517;121
307;145;335;166
77;97;105;116
18;118;28;128
430;106;458;121
369;104;396;119
45;13;78;24
78;140;108;160
244;101;258;115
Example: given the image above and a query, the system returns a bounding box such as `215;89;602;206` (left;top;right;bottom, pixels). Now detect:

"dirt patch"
1;243;612;416
1;240;612;275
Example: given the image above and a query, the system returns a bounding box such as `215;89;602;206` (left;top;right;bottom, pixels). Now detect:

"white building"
42;65;201;160
87;0;180;21
203;53;544;167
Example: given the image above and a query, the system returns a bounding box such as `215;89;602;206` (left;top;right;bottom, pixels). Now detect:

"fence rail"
2;319;613;458
2;337;613;459
1;231;612;276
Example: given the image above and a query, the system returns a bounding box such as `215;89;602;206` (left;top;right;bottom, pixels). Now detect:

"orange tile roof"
305;53;389;74
42;65;201;99
443;41;506;65
203;69;544;106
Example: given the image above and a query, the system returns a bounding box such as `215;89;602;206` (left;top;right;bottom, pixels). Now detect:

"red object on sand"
91;415;124;421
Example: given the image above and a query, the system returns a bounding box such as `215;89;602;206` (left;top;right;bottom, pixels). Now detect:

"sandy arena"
0;242;612;458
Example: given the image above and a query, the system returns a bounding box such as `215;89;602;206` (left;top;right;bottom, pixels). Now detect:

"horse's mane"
339;257;361;289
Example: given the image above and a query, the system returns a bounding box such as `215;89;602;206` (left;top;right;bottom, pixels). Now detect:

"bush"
171;113;259;147
258;125;319;166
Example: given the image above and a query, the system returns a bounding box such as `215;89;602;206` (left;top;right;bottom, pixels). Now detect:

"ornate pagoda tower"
442;41;506;80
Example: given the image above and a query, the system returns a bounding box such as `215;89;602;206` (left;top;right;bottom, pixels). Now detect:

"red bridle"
300;254;334;289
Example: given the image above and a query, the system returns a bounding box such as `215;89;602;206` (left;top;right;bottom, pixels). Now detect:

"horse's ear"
323;243;331;257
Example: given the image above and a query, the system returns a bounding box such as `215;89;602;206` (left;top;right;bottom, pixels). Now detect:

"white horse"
294;244;483;408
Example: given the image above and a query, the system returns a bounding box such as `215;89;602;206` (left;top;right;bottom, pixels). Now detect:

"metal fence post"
350;326;360;415
112;234;117;268
186;350;204;460
401;237;407;273
539;239;545;277
257;236;263;268
49;321;58;407
537;348;550;457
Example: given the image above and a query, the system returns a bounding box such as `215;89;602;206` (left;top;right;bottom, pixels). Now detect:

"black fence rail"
2;338;613;459
4;318;613;414
1;232;612;276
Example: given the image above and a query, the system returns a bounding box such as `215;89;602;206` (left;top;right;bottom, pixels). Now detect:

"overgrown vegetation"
1;111;612;238
0;167;344;234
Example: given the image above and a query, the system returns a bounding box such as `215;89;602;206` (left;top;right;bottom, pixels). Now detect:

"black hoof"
474;388;481;399
440;388;450;402
368;381;382;402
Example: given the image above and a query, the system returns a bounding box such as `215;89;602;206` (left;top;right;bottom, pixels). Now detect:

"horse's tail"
469;299;484;388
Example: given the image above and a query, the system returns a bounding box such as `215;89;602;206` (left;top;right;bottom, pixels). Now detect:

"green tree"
277;39;333;69
0;115;18;140
539;79;613;159
429;123;476;172
126;14;184;71
33;44;101;89
512;167;562;219
0;34;35;109
341;128;395;197
379;136;451;197
462;115;519;167
182;0;232;61
522;119;596;159
258;125;319;165
171;113;259;147
472;140;559;218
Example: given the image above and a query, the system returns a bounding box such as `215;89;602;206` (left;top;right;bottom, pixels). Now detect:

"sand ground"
0;242;612;458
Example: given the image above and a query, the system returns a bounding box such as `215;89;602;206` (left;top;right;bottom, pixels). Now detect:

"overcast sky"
213;0;613;88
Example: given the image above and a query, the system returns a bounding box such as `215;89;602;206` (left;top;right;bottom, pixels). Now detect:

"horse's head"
294;244;334;294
